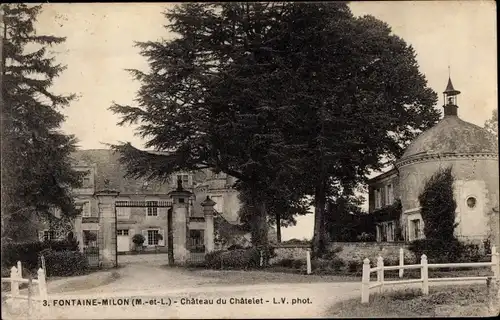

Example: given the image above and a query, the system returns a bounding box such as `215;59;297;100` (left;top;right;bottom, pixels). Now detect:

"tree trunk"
276;211;281;243
312;182;327;258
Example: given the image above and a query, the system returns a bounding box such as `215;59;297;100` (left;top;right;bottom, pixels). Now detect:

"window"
83;230;98;247
116;199;130;218
466;197;477;209
147;230;159;246
146;201;158;216
175;174;190;187
411;219;421;240
189;229;205;252
77;201;92;217
41;230;55;241
82;176;92;188
386;184;394;205
77;168;93;188
374;189;382;209
387;222;394;242
143;229;164;246
117;229;129;236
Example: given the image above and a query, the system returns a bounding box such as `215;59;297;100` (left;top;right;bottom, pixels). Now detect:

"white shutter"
142;230;148;246
38;231;45;241
158;229;165;246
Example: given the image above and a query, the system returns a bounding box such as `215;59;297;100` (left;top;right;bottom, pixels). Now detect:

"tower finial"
448;65;451;78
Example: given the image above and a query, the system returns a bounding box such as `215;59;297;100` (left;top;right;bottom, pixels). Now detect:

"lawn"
326;284;498;318
179;264;493;285
166;266;361;284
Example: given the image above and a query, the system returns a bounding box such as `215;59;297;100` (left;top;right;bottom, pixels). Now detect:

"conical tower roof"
443;77;461;96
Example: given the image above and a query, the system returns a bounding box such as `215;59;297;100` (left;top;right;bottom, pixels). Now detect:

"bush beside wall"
1;239;80;275
43;250;89;277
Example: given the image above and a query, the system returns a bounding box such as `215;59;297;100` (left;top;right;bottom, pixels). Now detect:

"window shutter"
159;229;165;246
38;231;44;241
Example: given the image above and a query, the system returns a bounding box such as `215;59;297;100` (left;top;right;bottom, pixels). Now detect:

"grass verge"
326;284;497;318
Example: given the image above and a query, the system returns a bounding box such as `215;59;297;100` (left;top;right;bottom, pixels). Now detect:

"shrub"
205;250;225;268
458;243;483;262
357;232;376;242
409;238;462;263
227;244;244;251
205;247;261;269
347;260;362;273
383;256;399;266
132;234;145;250
274;258;294;268
281;238;311;245
330;257;345;271
44;250;89;277
1;239;79;271
292;258;305;269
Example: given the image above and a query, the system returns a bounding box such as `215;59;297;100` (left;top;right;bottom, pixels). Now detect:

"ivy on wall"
418;166;457;241
372;199;402;223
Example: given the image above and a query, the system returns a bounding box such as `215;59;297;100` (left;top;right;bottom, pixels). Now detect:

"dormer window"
75;166;94;188
173;173;191;188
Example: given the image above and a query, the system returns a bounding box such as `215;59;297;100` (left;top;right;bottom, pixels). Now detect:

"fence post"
17;261;22;278
10;266;19;297
361;258;370;304
27;274;33;320
399;248;404;278
41;255;46;275
421;254;429;295
306;249;312;275
37;268;48;299
259;250;264;267
491;246;499;279
377;256;384;293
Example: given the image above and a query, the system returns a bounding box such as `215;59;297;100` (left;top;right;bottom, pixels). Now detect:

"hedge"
408;239;484;263
43;250;89;277
1;239;79;271
205;247;276;269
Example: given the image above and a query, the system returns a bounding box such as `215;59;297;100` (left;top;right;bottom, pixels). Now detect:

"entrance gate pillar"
168;179;192;264
201;196;216;253
95;189;119;268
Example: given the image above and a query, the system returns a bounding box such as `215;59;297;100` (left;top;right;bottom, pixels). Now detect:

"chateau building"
368;77;499;247
38;149;242;266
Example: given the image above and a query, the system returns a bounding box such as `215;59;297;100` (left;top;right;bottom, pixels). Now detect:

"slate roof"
400;116;498;160
70;149;173;195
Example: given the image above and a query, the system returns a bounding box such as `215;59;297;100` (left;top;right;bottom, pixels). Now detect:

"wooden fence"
361;246;500;303
1;261;48;318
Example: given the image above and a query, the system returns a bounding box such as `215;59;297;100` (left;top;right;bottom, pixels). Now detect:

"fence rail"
361;246;499;303
1;261;48;304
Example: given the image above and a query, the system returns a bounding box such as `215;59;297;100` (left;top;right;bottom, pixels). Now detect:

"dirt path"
3;263;491;319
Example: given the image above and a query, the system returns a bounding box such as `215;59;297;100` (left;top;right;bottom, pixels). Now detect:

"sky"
35;1;497;241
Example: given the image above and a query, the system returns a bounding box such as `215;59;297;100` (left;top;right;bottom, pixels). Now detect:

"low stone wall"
270;244;310;264
269;242;416;265
328;242;415;264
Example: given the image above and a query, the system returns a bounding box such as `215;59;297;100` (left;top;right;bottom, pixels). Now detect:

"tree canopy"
110;2;440;253
1;4;83;241
484;109;498;136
